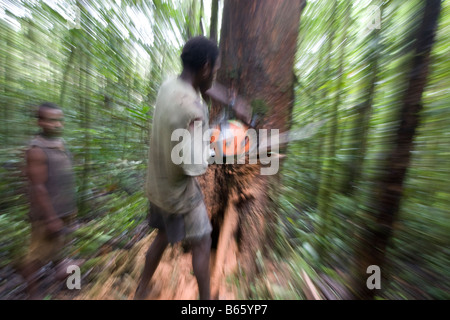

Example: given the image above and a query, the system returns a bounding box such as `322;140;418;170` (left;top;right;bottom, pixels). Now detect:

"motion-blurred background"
0;0;448;300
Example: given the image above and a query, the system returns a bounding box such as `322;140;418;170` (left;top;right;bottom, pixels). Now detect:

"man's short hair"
37;102;61;119
181;36;219;72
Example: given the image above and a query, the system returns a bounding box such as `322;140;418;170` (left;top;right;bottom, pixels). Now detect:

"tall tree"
342;3;385;196
77;1;93;216
310;0;338;211
59;32;77;107
209;0;219;42
198;0;306;298
316;0;351;257
186;0;202;39
351;0;442;299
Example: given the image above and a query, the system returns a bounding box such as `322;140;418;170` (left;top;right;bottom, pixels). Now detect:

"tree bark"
209;0;219;42
198;0;305;298
352;0;442;299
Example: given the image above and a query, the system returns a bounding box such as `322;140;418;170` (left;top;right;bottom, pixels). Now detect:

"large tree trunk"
352;0;442;299
198;0;305;298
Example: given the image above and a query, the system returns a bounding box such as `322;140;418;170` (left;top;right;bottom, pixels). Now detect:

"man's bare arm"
206;83;252;125
205;83;229;105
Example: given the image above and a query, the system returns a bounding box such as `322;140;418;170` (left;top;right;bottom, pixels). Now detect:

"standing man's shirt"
27;135;77;221
145;77;210;214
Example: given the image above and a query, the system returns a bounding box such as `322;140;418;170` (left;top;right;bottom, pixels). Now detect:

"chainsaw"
208;95;328;164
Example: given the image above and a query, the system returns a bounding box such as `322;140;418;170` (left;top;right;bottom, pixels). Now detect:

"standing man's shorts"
25;213;75;265
148;201;212;244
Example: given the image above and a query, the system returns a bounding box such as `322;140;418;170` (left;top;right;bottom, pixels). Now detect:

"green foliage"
275;0;450;299
0;0;172;287
73;190;148;257
0;0;448;300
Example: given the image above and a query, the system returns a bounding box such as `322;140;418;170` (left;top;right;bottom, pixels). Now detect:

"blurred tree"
209;0;219;42
185;0;204;39
341;2;386;198
316;0;351;258
199;0;306;298
77;2;92;217
351;0;442;299
2;23;12;147
59;31;76;107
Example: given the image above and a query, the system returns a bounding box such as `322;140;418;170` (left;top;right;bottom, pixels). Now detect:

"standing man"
135;36;219;300
135;36;251;300
21;102;79;299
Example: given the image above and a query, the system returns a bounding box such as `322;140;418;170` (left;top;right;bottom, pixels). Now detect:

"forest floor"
0;167;327;300
0;230;336;301
0;218;305;300
0;224;254;300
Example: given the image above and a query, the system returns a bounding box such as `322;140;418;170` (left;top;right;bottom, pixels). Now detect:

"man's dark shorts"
148;201;212;244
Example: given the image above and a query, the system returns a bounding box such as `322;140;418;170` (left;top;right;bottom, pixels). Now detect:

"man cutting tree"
135;36;250;300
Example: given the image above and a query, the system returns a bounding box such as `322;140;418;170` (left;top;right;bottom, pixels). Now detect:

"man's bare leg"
191;234;212;300
134;231;169;299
